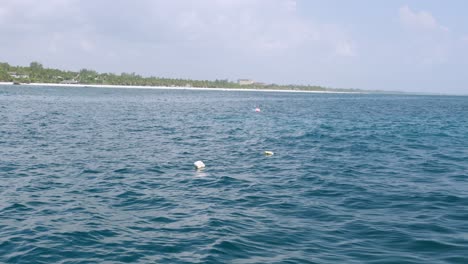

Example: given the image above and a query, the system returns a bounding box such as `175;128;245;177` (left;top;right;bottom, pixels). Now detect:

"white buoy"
194;160;205;169
255;107;261;112
264;151;274;156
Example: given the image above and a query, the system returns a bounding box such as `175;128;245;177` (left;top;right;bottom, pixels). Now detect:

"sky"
1;0;467;94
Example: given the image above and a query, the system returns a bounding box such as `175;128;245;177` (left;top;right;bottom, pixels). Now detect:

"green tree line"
0;61;363;92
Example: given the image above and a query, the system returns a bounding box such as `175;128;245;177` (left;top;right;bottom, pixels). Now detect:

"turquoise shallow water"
0;85;467;263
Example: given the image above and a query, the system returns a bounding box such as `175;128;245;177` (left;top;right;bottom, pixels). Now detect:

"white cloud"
6;0;352;58
0;0;356;82
335;41;356;57
0;7;7;21
137;0;322;54
80;39;95;53
399;5;448;32
462;35;468;44
395;5;457;68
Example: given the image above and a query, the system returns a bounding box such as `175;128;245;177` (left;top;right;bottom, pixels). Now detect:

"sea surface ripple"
1;86;467;263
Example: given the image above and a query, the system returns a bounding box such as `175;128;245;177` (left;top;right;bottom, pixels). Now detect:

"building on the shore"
60;79;79;84
8;72;29;79
238;79;255;85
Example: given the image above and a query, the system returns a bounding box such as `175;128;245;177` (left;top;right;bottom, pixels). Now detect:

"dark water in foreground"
1;85;467;263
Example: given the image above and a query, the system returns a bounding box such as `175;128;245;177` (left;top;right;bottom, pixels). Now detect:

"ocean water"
0;85;467;264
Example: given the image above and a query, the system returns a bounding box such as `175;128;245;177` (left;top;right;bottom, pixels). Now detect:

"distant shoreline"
0;82;362;94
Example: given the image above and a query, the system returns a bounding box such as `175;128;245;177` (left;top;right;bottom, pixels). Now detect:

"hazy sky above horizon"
1;0;467;94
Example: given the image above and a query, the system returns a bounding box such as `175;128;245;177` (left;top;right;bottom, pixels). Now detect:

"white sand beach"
0;82;360;94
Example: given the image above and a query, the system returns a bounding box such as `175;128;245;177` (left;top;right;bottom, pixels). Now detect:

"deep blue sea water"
1;85;467;263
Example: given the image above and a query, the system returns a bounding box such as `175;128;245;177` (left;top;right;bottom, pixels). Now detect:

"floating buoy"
264;151;274;156
194;160;205;169
255;107;261;112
